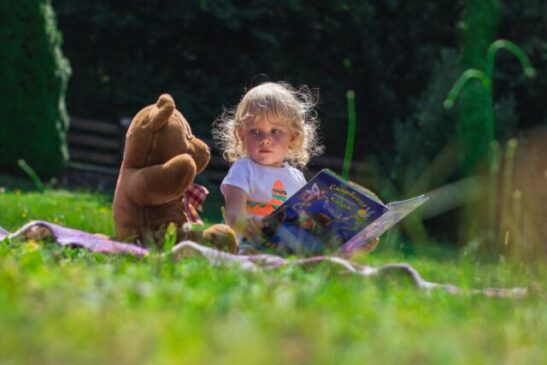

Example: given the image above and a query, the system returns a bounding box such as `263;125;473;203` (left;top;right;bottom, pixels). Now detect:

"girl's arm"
223;184;263;241
223;184;247;227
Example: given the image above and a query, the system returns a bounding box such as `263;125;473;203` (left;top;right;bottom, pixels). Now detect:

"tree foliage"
0;0;71;178
51;0;461;164
391;0;546;192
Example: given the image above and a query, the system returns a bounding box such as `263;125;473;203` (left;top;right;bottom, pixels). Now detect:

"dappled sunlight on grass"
0;185;114;236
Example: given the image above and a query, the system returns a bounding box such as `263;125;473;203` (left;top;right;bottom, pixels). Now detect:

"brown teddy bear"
113;94;238;253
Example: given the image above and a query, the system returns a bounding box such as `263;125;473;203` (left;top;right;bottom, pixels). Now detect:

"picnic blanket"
0;220;527;298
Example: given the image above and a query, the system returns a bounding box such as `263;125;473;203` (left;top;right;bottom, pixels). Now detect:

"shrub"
0;0;71;178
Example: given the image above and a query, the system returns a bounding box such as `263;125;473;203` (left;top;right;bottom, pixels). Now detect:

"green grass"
1;178;546;364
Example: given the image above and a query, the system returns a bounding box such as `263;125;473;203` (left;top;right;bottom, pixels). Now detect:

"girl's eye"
272;129;283;135
249;129;260;136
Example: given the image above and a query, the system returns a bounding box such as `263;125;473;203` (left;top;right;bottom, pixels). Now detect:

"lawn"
0;178;546;364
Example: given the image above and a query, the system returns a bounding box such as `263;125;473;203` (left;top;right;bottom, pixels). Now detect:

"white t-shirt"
221;158;306;218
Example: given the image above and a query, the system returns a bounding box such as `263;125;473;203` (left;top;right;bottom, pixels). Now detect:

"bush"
0;0;71;178
497;0;547;129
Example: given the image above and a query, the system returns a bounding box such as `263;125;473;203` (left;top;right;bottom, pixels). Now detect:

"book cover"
255;169;428;256
253;169;392;255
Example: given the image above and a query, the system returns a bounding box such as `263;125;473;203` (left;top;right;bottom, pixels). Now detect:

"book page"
336;195;429;254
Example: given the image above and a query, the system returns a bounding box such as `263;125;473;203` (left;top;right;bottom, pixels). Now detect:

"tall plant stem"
487;141;501;248
17;159;46;192
499;139;518;250
342;90;356;181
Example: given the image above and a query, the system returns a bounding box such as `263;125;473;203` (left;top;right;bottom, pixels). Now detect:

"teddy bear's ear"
147;94;175;131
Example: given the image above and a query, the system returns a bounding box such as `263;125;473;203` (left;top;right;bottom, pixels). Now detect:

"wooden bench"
62;117;124;189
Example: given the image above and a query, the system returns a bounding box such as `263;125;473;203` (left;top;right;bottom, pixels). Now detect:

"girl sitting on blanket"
214;81;379;255
213;81;323;253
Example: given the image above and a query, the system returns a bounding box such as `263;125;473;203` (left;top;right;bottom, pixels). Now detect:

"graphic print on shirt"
247;180;287;216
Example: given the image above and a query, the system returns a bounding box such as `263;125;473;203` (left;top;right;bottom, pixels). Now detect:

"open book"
253;169;428;256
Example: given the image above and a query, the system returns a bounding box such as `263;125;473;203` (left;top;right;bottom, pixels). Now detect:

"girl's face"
237;117;297;167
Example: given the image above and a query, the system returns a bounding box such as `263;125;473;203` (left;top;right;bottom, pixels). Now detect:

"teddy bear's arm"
126;154;197;206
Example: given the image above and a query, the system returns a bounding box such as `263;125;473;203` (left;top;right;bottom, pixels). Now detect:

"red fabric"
184;183;209;224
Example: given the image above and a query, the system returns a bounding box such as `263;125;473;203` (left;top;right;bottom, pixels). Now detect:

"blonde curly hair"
213;82;323;168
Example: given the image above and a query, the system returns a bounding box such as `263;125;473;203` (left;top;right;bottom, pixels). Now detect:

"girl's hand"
337;237;380;259
222;184;265;243
242;217;265;243
353;238;381;258
356;237;380;254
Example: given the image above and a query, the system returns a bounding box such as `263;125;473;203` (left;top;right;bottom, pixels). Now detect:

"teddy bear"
113;94;238;253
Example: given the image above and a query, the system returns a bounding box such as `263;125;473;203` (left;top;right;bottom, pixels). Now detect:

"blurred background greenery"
48;0;545;163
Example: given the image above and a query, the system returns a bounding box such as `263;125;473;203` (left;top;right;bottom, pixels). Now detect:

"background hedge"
0;0;71;178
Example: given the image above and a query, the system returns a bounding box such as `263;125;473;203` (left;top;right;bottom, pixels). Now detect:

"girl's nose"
259;134;272;145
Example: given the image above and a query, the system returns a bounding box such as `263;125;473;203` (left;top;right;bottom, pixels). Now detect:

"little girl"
213;82;323;249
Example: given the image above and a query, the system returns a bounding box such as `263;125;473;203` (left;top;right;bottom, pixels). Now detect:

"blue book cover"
256;169;428;256
255;169;427;256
